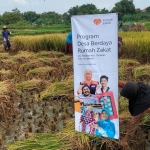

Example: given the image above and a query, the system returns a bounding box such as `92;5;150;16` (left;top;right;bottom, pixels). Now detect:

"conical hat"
3;26;7;29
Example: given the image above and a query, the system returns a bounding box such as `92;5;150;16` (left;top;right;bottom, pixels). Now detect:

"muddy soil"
0;91;74;149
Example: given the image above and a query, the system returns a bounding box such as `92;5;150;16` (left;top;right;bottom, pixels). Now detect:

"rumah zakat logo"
93;19;101;25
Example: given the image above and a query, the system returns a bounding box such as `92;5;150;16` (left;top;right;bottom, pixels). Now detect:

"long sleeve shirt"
2;30;10;40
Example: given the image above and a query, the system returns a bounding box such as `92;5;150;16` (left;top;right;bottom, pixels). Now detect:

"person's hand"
79;99;84;103
92;124;99;129
118;81;125;87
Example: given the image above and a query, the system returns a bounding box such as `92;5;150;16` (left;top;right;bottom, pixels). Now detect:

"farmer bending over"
119;81;150;147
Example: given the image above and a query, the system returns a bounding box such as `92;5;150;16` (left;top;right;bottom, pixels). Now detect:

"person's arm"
120;110;147;146
7;30;11;35
2;31;5;40
74;96;84;103
77;84;82;95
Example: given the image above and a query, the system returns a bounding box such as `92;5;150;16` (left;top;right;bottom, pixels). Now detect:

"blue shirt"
2;30;10;40
95;119;115;138
66;32;72;44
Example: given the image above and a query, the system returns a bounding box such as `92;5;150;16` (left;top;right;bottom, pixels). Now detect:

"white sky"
0;0;149;15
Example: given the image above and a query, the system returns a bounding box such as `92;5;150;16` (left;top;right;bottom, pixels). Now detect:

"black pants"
4;40;11;50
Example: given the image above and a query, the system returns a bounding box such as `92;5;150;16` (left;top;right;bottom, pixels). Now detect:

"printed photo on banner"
74;70;118;138
72;13;119;139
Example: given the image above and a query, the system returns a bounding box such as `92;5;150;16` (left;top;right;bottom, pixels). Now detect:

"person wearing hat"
2;26;11;50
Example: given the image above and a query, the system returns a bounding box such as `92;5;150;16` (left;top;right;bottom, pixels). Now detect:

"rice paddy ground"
0;34;150;150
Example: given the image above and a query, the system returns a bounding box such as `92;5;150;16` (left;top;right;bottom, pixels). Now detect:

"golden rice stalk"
25;66;60;81
119;59;141;81
133;65;150;81
12;34;66;52
0;59;19;71
119;32;150;63
16;79;49;92
40;75;73;100
0;69;13;81
0;80;18;121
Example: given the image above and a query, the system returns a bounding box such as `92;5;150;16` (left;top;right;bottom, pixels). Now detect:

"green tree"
146;6;150;13
62;12;70;24
78;4;100;14
99;8;109;14
39;11;62;24
23;11;39;23
111;0;136;19
65;4;101;23
0;15;2;25
68;4;100;15
2;8;23;24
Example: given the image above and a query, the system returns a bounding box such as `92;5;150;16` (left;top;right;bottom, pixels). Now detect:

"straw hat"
3;26;7;29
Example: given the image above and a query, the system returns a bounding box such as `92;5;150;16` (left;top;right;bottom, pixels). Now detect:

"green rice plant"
8;133;65;150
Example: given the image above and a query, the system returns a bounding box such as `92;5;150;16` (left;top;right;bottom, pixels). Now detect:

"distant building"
141;8;147;12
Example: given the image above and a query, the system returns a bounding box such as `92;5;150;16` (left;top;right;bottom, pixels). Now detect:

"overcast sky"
0;0;149;15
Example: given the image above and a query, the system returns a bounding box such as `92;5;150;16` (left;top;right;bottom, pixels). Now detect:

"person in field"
119;81;150;147
118;36;123;57
141;22;145;28
65;31;72;55
2;26;11;51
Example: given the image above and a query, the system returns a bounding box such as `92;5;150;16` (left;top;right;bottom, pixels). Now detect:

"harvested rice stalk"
0;80;18;121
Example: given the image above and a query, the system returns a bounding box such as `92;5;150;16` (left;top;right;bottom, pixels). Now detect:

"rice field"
0;32;150;150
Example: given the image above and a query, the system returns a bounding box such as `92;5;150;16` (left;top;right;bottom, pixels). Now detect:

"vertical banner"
72;13;119;139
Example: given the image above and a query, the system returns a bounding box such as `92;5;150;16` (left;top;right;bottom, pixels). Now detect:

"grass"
8;24;71;36
8;133;65;150
133;65;150;80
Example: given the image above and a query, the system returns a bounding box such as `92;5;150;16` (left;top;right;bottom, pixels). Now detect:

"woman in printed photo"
77;69;100;95
92;109;115;138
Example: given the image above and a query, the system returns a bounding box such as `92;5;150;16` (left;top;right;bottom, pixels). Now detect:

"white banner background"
72;13;119;139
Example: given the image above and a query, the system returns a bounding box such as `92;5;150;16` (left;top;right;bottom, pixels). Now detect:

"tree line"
0;0;150;26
